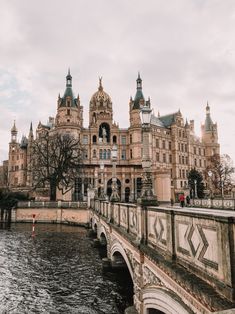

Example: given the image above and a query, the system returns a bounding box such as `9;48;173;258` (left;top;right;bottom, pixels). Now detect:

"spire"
66;68;72;87
204;102;213;131
29;122;34;141
98;76;103;91
11;120;17;142
136;72;142;90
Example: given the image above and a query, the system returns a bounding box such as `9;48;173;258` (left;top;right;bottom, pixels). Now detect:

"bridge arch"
142;287;191;314
110;241;134;280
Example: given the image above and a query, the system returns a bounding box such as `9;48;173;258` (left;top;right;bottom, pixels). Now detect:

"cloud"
0;0;235;163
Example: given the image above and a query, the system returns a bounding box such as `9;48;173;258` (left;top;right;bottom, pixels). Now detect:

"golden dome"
90;78;112;108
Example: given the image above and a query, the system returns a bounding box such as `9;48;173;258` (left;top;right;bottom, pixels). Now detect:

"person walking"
179;194;185;207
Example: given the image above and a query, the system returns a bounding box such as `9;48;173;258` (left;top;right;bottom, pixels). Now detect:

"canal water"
0;223;133;314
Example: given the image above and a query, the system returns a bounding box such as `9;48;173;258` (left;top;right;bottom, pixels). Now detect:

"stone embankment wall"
13;201;90;226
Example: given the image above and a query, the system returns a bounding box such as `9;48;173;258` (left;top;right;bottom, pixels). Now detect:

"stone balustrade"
191;198;235;210
92;199;235;302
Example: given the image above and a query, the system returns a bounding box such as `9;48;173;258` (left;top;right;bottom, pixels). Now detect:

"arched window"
103;149;107;159
93;135;97;143
99;149;103;159
93;149;96;158
113;135;117;144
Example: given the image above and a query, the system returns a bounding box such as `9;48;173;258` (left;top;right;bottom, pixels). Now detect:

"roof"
133;89;145;109
204;114;213;131
150;114;165;127
159;112;178;127
60;86;77;107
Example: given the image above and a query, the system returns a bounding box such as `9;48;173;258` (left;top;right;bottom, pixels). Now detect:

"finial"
68;68;70;76
98;76;103;91
138;71;141;79
206;101;210;111
30;121;33;131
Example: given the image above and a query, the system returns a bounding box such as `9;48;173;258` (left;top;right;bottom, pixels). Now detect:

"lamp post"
208;170;213;199
221;180;224;199
110;144;120;202
139;104;158;206
194;179;198;199
99;162;106;200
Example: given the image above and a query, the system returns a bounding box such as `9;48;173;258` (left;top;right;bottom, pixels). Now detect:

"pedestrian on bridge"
179;194;185;207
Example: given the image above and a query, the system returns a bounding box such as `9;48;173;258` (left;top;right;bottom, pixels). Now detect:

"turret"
28;122;34;142
55;70;82;134
11;121;17;143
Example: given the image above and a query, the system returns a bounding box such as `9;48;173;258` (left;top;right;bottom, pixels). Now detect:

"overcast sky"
1;0;235;163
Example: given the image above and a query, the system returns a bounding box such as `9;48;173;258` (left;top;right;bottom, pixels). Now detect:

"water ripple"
0;223;132;314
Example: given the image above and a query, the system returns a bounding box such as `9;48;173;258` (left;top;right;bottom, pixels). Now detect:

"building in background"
6;71;220;202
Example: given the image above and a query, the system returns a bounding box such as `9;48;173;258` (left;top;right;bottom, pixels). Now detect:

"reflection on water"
0;223;132;314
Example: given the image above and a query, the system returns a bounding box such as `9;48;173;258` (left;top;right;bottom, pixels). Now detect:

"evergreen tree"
188;168;205;199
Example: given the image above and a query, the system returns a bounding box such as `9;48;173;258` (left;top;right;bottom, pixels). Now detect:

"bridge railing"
191;198;235;210
17;201;87;209
93;199;235;302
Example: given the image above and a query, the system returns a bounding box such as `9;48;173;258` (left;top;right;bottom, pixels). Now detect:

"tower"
55;69;83;137
201;103;220;158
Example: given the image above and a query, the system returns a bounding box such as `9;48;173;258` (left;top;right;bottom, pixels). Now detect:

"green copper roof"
205;114;213;131
132;73;145;109
159;113;177;127
59;70;78;107
204;103;214;132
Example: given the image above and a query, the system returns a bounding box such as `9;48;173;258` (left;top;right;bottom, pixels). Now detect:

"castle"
7;71;220;202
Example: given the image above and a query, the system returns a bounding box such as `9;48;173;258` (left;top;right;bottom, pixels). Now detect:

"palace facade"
7;71;220;202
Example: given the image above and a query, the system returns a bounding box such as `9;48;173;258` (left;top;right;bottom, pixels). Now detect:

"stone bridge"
90;200;235;314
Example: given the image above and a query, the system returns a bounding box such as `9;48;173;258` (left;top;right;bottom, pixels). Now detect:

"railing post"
171;210;176;260
127;206;130;233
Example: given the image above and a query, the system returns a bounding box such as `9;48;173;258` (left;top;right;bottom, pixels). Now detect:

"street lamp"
139;104;158;206
221;180;224;199
99;162;106;200
208;170;213;199
110;144;120;202
194;179;198;199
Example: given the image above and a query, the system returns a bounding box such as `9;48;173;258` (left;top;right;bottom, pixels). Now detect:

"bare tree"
31;132;83;201
206;154;234;197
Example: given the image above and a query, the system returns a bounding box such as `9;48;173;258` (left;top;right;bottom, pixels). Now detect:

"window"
163;153;166;163
181;143;184;151
130;134;132;144
182;156;184;164
67;109;70;115
83;135;88;144
182;169;185;178
199;159;202;167
199;148;201;156
121;136;126;145
121;150;126;160
130;149;133;159
169;141;171;150
99;149;103;159
93;150;96;158
178;143;180;151
103;149;107;159
113;135;117;144
156;139;159;148
179;155;181;164
194;147;196;154
93;135;97;143
162;140;165;149
179;169;182;178
194;158;197;166
169;154;172;163
185;144;187;152
107;149;111;159
156;152;160;162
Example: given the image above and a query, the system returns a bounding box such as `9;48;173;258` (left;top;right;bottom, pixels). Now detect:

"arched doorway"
106;178;121;199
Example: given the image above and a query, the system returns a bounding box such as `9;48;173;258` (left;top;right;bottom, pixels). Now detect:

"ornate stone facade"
7;71;219;201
